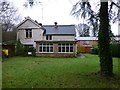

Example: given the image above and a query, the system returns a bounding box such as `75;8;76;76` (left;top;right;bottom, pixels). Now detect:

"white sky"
8;0;119;35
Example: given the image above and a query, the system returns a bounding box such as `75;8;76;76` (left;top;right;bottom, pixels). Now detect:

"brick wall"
77;40;98;53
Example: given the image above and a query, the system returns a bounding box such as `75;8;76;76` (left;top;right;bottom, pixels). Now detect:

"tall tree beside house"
98;2;113;76
71;0;120;77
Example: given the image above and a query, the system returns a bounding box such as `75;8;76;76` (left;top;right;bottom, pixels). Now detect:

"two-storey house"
17;17;77;57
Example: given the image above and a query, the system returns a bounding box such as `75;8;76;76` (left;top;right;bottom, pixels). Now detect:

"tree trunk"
98;2;113;77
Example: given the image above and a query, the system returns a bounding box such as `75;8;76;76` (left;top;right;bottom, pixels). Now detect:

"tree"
76;23;90;37
15;39;24;56
71;0;120;77
98;1;113;76
23;0;42;8
0;0;21;32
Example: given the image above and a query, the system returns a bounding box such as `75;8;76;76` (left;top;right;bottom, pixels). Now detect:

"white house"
17;17;77;57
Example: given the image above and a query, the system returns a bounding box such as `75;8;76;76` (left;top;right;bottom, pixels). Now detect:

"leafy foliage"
15;39;24;56
91;44;120;58
91;45;98;55
15;40;36;56
24;46;36;56
110;43;120;58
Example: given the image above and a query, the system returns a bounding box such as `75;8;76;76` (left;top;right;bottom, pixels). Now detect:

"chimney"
54;22;58;29
35;20;38;23
39;23;42;27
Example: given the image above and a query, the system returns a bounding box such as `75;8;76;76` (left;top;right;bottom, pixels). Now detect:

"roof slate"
43;25;75;35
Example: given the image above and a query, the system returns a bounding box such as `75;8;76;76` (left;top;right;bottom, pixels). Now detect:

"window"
58;43;74;53
39;43;53;52
83;41;90;45
26;29;32;38
46;35;52;40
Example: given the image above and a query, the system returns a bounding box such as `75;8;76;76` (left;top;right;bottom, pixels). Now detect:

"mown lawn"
2;54;120;88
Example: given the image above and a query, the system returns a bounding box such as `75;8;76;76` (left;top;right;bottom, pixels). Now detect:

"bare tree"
23;0;42;8
0;0;21;32
76;23;90;37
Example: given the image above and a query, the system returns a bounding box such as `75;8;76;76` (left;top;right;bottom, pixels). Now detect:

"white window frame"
39;43;53;53
26;29;32;38
58;43;74;53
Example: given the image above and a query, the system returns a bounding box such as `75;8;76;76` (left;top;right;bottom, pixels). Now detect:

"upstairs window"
46;35;52;40
26;29;32;38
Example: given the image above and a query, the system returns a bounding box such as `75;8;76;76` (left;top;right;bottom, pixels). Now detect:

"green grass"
2;54;120;88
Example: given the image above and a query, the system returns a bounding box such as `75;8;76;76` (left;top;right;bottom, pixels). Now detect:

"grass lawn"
2;54;120;88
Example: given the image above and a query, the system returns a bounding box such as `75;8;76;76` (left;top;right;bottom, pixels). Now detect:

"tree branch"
112;2;120;9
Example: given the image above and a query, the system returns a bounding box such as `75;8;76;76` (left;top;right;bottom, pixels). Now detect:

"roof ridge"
43;25;75;26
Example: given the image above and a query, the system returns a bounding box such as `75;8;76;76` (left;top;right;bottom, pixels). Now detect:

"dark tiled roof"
43;25;75;35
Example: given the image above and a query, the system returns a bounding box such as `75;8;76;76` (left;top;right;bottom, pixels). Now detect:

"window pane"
66;47;69;52
62;44;65;47
46;35;48;40
26;29;32;38
50;47;53;52
50;36;52;40
58;47;61;52
26;30;28;38
43;47;46;52
70;44;73;52
46;35;52;40
39;47;42;52
29;30;32;38
62;47;65;52
47;47;49;52
39;43;42;46
70;47;73;52
70;44;73;47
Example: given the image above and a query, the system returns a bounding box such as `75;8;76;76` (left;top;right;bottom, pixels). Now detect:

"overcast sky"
8;0;119;35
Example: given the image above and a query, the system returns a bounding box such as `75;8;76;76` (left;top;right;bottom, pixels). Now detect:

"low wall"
36;53;76;58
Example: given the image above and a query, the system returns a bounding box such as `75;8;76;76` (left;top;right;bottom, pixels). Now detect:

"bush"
15;39;36;56
110;43;120;58
23;46;36;57
91;45;98;54
91;44;120;58
15;39;24;56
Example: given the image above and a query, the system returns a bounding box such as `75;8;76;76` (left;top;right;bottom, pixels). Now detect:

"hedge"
110;43;120;58
91;43;120;58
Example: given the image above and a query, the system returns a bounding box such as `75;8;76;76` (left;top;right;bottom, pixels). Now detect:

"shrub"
91;44;120;58
110;43;120;58
23;46;36;57
15;39;24;56
15;39;36;56
91;45;98;54
79;46;85;53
